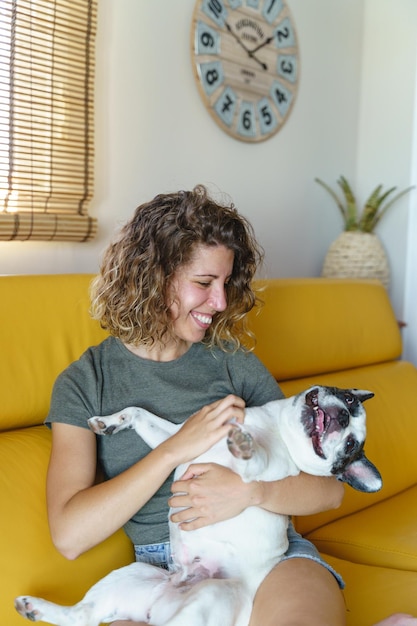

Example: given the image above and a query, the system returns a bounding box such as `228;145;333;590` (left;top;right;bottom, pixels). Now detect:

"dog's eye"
344;436;357;454
344;393;355;405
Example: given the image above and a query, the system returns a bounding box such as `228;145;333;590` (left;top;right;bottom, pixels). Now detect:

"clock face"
191;0;299;142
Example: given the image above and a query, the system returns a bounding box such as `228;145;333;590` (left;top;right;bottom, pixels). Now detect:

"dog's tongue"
312;431;326;459
312;408;327;459
315;408;326;435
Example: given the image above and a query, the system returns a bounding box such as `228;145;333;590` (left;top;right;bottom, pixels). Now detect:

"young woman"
45;185;415;626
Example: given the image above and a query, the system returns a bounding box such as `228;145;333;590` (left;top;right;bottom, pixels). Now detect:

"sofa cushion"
0;425;133;626
249;278;402;380
323;553;417;626
308;485;417;571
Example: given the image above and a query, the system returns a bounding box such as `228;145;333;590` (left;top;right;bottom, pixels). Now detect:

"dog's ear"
352;389;374;403
336;453;382;493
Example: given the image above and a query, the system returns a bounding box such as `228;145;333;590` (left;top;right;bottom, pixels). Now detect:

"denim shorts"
134;520;344;588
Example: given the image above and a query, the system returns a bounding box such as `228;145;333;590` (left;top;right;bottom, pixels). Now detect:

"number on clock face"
192;0;299;142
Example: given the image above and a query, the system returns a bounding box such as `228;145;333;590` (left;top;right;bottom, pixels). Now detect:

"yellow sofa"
2;274;417;626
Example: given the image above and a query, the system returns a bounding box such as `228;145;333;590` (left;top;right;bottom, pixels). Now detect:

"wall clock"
191;0;299;143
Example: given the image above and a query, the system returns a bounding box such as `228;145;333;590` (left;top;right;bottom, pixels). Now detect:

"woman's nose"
207;286;227;312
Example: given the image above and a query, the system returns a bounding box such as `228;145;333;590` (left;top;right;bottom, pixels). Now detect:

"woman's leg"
249;557;346;626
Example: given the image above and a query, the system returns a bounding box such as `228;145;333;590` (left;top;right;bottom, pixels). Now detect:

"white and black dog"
15;385;382;626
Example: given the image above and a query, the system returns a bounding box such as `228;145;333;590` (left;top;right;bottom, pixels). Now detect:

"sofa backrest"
0;274;107;431
1;274;402;433
248;277;402;380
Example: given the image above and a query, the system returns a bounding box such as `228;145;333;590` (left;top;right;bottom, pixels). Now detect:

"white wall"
1;0;416;360
0;0;363;278
403;35;417;364
356;0;417;326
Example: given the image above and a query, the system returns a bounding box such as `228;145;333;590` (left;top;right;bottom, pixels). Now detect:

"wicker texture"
322;232;390;289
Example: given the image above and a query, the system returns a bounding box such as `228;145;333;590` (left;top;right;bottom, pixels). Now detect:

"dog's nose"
338;409;349;428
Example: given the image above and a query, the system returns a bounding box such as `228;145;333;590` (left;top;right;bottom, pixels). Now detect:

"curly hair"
90;185;264;351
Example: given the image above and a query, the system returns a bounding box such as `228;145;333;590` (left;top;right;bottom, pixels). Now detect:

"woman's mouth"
191;311;213;328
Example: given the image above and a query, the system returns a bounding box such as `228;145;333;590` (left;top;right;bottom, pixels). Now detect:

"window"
0;0;97;241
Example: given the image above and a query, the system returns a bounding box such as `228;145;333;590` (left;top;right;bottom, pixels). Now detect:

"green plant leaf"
368;185;415;232
337;176;358;230
316;176;414;233
315;178;347;224
359;184;385;231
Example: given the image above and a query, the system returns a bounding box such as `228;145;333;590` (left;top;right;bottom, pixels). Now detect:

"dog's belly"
168;422;294;589
170;506;290;590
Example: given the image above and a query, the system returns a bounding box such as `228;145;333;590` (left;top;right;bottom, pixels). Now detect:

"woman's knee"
250;557;346;626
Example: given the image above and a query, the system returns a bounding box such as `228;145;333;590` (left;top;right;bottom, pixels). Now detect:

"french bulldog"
15;385;382;626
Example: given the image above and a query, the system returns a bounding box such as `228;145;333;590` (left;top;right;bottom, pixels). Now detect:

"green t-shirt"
46;336;283;545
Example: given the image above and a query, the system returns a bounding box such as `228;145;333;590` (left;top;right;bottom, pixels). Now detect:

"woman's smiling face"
169;244;234;348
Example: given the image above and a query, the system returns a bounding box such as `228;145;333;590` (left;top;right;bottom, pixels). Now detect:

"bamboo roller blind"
0;0;97;241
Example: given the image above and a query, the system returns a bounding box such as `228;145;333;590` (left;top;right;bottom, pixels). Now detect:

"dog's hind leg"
15;562;170;626
14;596;97;626
150;578;253;626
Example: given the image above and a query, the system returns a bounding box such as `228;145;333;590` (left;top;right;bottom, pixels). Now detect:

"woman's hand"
162;395;246;467
168;468;345;531
169;463;259;530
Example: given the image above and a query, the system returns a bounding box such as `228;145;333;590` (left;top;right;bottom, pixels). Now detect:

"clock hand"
224;22;253;56
225;21;268;71
250;35;274;54
248;50;268;72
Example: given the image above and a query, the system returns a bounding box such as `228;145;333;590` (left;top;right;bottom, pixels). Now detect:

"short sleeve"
227;350;284;407
45;349;101;430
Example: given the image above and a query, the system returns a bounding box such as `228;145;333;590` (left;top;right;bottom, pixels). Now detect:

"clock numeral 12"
227;0;242;8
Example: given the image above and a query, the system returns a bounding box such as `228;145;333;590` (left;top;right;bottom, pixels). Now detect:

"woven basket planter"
322;231;390;289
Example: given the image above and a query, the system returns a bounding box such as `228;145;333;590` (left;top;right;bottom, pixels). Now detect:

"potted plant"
315;176;414;289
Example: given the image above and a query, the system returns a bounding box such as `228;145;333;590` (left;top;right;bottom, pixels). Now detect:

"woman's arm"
252;471;345;514
46;395;246;559
46;423;180;559
169;464;344;530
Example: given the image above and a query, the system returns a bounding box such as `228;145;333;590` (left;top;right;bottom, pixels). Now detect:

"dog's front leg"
227;423;255;460
88;407;181;449
226;421;271;481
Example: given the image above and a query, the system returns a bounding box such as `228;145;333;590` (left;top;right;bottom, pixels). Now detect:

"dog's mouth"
303;388;342;459
311;404;329;459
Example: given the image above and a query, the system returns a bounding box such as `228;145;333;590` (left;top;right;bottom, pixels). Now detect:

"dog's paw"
88;415;115;435
88;409;136;436
15;597;43;622
227;426;254;460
